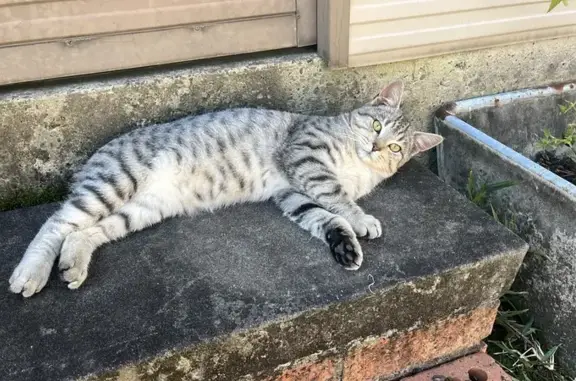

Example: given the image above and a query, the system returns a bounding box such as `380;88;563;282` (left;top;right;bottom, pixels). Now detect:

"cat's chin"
360;157;397;177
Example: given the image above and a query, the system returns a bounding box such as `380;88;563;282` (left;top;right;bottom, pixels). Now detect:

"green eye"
373;120;382;133
389;143;402;153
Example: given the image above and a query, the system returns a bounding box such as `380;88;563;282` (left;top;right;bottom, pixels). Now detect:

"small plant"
537;101;576;150
558;100;576;115
466;170;516;210
488;292;571;381
537;126;576;150
548;0;570;12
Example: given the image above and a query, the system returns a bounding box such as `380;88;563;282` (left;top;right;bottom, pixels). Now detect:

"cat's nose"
372;144;380;152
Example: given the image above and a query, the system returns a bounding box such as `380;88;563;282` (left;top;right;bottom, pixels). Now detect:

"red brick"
342;306;498;381
265;357;339;381
401;352;512;381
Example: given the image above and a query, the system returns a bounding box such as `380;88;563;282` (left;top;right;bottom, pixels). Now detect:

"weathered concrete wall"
1;37;576;209
435;89;576;376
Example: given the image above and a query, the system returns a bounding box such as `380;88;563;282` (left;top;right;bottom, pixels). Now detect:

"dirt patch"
534;150;576;185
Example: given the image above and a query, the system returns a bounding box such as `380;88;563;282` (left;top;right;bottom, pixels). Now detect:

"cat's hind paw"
326;228;363;270
58;232;94;289
9;257;53;297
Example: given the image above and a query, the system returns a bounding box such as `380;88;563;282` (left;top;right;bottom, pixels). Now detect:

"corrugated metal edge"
434;82;576;202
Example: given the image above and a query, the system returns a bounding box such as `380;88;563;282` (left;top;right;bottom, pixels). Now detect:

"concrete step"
0;163;528;381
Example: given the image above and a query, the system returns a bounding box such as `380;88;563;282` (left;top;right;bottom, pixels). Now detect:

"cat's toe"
60;267;88;289
326;228;363;270
9;258;52;297
59;232;93;290
354;214;383;240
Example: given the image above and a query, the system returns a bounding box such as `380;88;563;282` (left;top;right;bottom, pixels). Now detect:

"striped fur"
9;80;443;297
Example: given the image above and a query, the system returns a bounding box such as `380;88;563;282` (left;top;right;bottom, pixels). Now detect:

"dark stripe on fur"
173;148;183;165
133;146;151;168
117;212;131;231
274;189;296;205
291;156;325;168
291;203;321;218
119;156;138;193
315;185;343;200
295;141;331;152
241;151;252;168
96;172;125;201
70;198;93;216
53;217;79;229
83;184;114;213
88;161;108;170
306;174;335;184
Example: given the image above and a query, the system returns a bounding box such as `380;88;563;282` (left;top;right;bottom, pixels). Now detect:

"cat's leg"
58;185;183;289
289;173;383;240
9;190;115;297
317;196;383;240
274;188;363;270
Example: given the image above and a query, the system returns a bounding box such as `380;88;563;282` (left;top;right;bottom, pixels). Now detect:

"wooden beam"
296;0;317;47
317;0;350;68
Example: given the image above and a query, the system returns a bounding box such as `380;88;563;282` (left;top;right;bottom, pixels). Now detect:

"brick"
342;306;498;381
265;358;340;381
401;352;513;381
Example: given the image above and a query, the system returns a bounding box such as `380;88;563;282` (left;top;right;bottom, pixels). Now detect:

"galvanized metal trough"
434;82;576;376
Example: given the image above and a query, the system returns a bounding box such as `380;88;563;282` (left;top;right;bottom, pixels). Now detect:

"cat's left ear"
369;80;404;108
411;132;444;156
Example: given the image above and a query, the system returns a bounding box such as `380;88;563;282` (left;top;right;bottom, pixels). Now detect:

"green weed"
537;101;576;150
487;292;572;381
548;0;570;12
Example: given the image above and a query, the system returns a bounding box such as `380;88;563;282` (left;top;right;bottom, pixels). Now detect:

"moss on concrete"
0;184;66;212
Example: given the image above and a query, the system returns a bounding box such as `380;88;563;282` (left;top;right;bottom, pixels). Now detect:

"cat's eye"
372;120;382;133
388;143;402;153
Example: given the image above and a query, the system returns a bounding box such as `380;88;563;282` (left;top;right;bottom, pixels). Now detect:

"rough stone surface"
401;352;512;381
436;88;576;376
0;163;528;381
1;36;576;207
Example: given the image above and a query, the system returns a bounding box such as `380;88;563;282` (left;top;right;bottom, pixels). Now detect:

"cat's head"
349;80;443;176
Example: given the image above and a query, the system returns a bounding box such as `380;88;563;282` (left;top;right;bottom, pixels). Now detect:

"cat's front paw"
326;227;363;270
352;214;382;239
9;257;53;297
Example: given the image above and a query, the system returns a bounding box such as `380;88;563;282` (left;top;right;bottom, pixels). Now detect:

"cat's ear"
411;132;444;156
369;80;404;108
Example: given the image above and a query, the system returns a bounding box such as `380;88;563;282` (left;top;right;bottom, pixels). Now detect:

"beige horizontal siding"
349;24;576;66
0;0;294;46
0;0;57;5
350;0;547;23
0;15;297;85
0;0;320;85
348;0;576;67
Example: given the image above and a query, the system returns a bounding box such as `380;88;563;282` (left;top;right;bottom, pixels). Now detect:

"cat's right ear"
368;80;404;108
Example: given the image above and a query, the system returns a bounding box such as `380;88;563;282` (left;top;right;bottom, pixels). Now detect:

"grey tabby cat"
9;80;443;297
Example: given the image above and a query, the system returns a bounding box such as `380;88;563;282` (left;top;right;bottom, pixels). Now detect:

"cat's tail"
8;202;93;297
